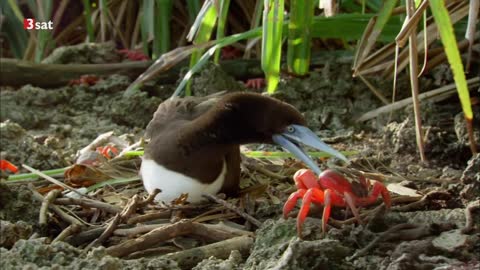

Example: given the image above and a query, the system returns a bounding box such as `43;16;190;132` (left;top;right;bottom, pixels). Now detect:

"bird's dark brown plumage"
142;92;305;197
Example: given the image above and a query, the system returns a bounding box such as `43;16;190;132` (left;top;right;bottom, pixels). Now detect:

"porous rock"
193;250;244;270
244;219;352;270
0;238;180;270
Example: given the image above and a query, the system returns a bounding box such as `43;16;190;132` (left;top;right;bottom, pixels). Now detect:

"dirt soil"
1;44;479;270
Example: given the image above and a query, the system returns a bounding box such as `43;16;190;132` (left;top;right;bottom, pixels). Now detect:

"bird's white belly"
140;158;226;203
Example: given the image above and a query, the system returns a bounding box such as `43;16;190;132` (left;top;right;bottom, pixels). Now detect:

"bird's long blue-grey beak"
272;124;348;175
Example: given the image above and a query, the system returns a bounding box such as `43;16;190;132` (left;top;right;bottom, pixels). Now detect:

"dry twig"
350;221;456;260
126;246;179;260
392;190;450;212
161;235;254;270
137;188;161;207
114;224;168;237
23;164;87;198
66;226;125;246
54;197;122;214
53;224;82;243
349;223;419;259
85;214;122;251
29;184;81;225
106;219;248;258
85;195;141;250
327;196;419;227
106;219;194;257
39;190;62;225
127;210;171;224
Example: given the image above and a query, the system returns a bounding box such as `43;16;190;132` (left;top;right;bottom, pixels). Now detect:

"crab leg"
321;189;332;234
296;189;314;235
283;189;307;219
343;192;362;224
296;188;332;236
356;181;391;208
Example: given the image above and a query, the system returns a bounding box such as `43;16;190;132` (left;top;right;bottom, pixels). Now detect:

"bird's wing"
145;91;227;139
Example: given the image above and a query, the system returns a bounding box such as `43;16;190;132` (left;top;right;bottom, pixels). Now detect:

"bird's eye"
287;126;295;133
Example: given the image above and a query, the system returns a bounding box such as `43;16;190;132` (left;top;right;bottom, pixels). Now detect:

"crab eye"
287;126;295;133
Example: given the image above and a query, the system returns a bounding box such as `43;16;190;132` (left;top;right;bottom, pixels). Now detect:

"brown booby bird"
140;92;347;202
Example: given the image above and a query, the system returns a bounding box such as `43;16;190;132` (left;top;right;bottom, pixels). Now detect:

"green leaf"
172;28;261;97
82;0;95;43
0;1;28;58
123;150;358;159
429;1;472;120
7;167;69;182
214;0;231;63
153;0;173;58
243;150;358;159
187;0;218;96
287;0;315;75
141;0;155;56
262;0;285;93
86;177;141;192
6;0;24;21
186;0;201;24
34;0;53;62
311;14;401;42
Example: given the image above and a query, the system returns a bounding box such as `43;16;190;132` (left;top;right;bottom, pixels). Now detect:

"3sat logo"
23;18;53;30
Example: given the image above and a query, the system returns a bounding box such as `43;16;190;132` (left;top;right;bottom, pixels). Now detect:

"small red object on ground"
244;78;266;89
221;46;242;60
96;145;119;159
117;49;150;61
283;169;391;236
68;75;100;86
0;159;19;173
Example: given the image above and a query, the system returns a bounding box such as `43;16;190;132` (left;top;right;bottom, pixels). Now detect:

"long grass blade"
187;0;218;96
34;0;53;62
7;167;70;181
129;13;401;96
86;177;141;193
214;0;231;63
82;0;95;42
125;41;216;96
140;0;155;56
186;0;201;24
406;0;426;161
356;0;398;68
429;0;476;154
1;1;28;58
262;0;285;94
243;150;357;159
153;0;173;59
172;28;262;97
6;0;24;21
311;14;401;42
98;0;107;42
357;78;480;122
244;0;264;58
287;0;314;75
122;150;357;159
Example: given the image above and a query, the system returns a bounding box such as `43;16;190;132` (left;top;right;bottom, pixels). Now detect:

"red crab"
96;145;119;159
283;168;391;236
0;159;18;173
68;75;100;86
221;46;242;60
117;49;150;61
244;78;266;89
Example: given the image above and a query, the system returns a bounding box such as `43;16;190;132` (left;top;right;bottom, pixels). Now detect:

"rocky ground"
0;43;479;269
